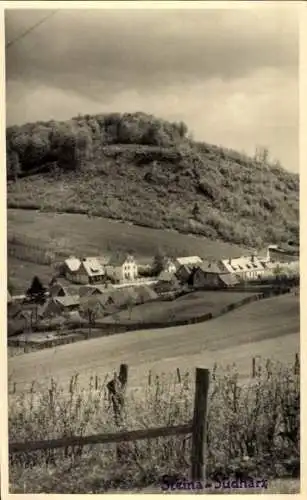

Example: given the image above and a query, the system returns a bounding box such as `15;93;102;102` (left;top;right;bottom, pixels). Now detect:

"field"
7;208;249;262
103;290;256;325
8;256;54;295
9;294;299;394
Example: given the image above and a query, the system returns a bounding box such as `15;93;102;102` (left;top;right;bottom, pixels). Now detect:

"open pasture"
9;294;299;395
8;256;53;295
103;290;256;325
7;208;247;261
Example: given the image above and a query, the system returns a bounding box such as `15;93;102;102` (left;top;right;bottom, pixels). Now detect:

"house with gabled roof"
191;261;239;289
49;282;79;298
155;271;179;293
79;283;112;297
105;254;138;283
63;256;106;284
175;264;193;284
266;244;299;264
38;295;80;318
221;255;265;281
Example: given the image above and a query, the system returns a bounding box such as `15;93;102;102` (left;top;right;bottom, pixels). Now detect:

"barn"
191;261;239;289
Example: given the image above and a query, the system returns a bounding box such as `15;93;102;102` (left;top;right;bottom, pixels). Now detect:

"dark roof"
219;274;239;286
55;295;80;307
197;261;226;274
176;264;192;274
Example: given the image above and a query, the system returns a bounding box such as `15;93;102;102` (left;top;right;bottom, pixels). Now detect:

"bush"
9;358;299;493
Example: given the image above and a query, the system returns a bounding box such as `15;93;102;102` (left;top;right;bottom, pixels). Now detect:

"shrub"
8;358;299;493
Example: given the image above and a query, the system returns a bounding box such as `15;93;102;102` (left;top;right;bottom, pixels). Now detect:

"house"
191;261;239;289
49;282;79;298
63;256;106;284
79;294;113;318
63;256;83;283
175;256;203;268
266;244;299;264
105;254;138;283
161;258;177;274
136;285;158;303
175;264;193;283
39;295;80;318
221;255;265;281
155;272;179;293
79;283;113;298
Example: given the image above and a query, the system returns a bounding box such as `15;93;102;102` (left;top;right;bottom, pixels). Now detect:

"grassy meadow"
7;208;248;260
103;290;256;325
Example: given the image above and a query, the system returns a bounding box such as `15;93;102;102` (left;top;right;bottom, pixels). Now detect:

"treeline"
6;112;188;179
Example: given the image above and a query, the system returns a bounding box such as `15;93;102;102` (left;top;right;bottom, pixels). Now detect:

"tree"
254;145;269;164
81;297;100;338
26;276;46;303
7;149;21;181
152;250;166;276
126;296;134;321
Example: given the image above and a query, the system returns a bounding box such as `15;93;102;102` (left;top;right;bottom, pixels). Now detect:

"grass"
8;357;300;493
8;294;299;395
103;290;256;325
8;256;54;295
7;208;247;261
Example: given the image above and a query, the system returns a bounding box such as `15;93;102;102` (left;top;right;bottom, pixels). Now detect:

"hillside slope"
7;112;299;248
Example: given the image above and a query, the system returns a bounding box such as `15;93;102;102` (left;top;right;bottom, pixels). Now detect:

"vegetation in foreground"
7;112;299;248
9;359;299;493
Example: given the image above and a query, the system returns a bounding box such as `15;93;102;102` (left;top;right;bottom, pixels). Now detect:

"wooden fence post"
294;353;300;375
107;364;128;461
177;367;181;383
252;357;256;378
191;367;210;482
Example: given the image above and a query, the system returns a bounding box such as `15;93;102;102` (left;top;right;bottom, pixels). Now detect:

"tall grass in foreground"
9;359;299;493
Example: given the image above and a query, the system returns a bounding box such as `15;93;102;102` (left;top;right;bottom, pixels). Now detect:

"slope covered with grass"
7;112;299;248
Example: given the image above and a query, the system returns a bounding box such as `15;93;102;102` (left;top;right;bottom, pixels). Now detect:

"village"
7;242;300;343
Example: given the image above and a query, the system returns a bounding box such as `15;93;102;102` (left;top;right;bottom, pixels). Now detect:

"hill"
7;112;299;248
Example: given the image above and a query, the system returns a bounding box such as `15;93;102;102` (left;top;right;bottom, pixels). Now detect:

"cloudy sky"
5;5;299;172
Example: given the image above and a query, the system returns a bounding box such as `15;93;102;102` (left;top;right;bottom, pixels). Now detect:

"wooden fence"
251;352;300;378
9;364;210;482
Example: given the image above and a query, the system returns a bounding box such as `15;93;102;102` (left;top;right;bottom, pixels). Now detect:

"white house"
221;255;265;281
105;254;138;283
162;258;177;274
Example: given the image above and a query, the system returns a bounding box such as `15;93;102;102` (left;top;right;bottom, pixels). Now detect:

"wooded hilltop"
7;112;299;248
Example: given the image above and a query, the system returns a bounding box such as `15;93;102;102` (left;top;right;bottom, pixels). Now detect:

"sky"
5;5;299;172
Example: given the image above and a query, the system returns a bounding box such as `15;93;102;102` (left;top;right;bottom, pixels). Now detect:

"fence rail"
9;423;192;454
9;365;210;481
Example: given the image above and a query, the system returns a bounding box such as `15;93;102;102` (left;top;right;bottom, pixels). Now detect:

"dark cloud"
5;8;298;93
5;7;299;172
